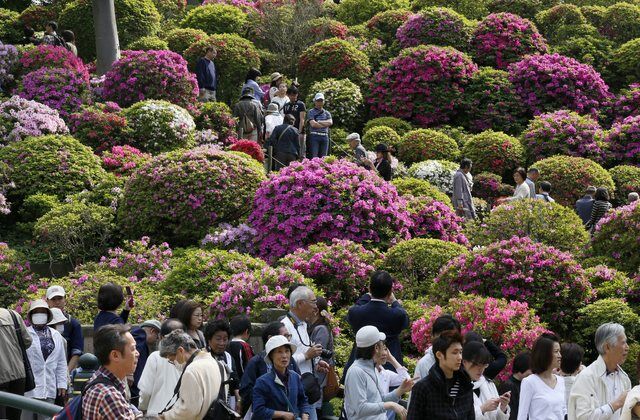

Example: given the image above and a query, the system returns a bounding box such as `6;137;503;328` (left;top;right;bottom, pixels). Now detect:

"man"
568;322;631;420
195;46;217;102
536;181;555;202
158;330;224;419
497;351;531;420
42;21;64;47
414;314;461;380
138;319;184;417
347;133;367;162
452;158;476;220
233;87;263;142
576;186;597;225
306;92;333;158
130;319;161;407
628;192;639;203
407;331;474;419
228;314;254;381
282;86;306;146
82;324;141;419
0;306;32;420
525;168;539;199
46;285;83;372
266;114;300;170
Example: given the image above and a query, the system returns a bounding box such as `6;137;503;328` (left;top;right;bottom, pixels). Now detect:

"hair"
160;318;185;338
230;314;252;337
355;344;377;360
262;321;285;345
97;282;124;311
159;329;198;358
284;114;296;125
586;186;597;194
370;270;393;299
205;45;217;54
286;283;303;299
527;167;539;175
286;86;299;95
61;30;75;43
464;331;483;343
94;324;131;365
512;351;531;375
433;330;464;359
204;318;232;342
289;285;312;309
628;192;639;202
432;315;461;337
462;341;492;365
47;21;58;31
514;167;527;182
176;300;201;331
309;296;330;332
460;158;472;170
540;181;552;193
530;333;560;374
595;322;625;356
245;68;261;83
595;187;610;202
560;343;584;374
24;26;35;37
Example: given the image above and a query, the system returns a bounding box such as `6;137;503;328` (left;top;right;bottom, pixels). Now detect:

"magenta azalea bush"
369;45;478;127
472;172;514;202
0;95;68;144
98;236;172;283
435;236;593;332
68;103;128;153
248;157;412;262
19;68;89;117
508;53;611;117
471;13;547;69
101;145;152;177
590;200;640;274
605;115;640;165
102;50;198;108
396;7;472;51
612;83;640;123
0;242;36;308
405;196;469;245
19;44;87;77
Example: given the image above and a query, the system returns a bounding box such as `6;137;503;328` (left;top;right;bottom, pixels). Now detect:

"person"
0;305;32;420
586;187;613;234
576;186;597;225
21;300;67;420
242;68;264;103
343;326;409;420
518;333;565;420
306;93;333;158
568;322;631;419
536;181;555;203
130;320;161;407
176;300;205;349
252;335;313;420
239;322;299;417
525;168;539;199
375;342;413;420
228;314;254;383
93;282;133;331
195;46;217;102
414;314;461;380
264;103;283;139
82;324;141;419
266;114;300;170
60;30;77;56
268;72;284;102
47;308;68;336
204;319;240;411
346;271;410;376
158;329;223;420
462;341;510;420
347;133;367;162
138;319;184;417
407;331;474;419
559;343;584;406
363;143;393;181
464;332;508;382
46;285;83;372
41;21;62;46
453;158;476;220
628;192;639;203
497;352;531;420
506;168;530;201
282;86;306;141
233;87;264;142
270;82;289;113
308;297;336;416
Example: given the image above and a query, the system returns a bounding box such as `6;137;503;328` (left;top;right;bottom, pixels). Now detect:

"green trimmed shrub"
553;23;599;41
391;178;453;207
611;38;640;88
19;194;60;223
488;0;556;20
363;116;413;136
0;8;23;43
126;35;168;50
164;28;208;54
589;200;640;273
397;129;459;165
535;4;586;44
305;78;363;131
366;9;412;45
623;343;640;385
151;0;186;20
336;0;410;25
180;4;247;35
396;7;473;51
362;126;401;150
298;38;371;89
581;5;607;27
461;130;524;180
412;0;489;20
609;165;640;205
600;3;640;45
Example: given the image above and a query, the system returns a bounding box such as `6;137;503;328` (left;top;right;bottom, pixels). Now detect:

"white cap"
48;308;68;325
46;285;65;300
313;92;325;101
264;335;297;365
356;325;386;348
346;133;360;141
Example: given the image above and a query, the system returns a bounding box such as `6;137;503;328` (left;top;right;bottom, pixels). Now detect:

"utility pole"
93;0;120;75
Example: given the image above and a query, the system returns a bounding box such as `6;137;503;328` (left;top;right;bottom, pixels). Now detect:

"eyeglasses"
304;299;318;306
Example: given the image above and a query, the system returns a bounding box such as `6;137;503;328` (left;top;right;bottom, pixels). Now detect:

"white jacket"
138;351;181;415
473;376;510;420
621;385;640;420
24;326;67;400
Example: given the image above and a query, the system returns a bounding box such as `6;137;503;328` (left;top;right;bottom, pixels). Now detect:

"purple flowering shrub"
471;13;547;69
605;115;640;165
405;196;469;245
201;223;256;254
0;43;19;87
68;103;129;153
434;236;593;332
248;157;412;262
461;130;524;180
278;239;384;307
101;145;152;178
19;67;90;118
369;45;477;127
98;236;172;283
118;146;266;246
102;50;198;108
472;172;514;202
508;53;611;117
396;7;472;51
0;95;68;144
192;101;237;145
585;265;640;303
18;44;87;77
0;243;36;308
590;200;640;274
523;110;605;164
612;83;640;123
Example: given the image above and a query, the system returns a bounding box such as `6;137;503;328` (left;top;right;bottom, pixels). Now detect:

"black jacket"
497;375;522;420
407;364;475;420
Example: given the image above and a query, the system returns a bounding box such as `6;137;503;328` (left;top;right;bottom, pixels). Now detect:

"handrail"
0;391;62;416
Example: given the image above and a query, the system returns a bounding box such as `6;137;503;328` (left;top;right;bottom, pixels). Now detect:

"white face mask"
55;325;64;333
31;313;48;326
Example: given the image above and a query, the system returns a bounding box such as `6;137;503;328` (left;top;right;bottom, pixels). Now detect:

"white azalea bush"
306;78;363;130
407;160;457;195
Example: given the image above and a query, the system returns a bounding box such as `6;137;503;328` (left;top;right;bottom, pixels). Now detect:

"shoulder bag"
9;310;35;392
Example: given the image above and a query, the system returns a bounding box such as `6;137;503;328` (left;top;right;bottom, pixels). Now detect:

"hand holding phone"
125;286;135;310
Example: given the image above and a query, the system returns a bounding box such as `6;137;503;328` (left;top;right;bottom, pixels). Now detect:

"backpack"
52;34;72;52
240;114;255;134
53;376;114;420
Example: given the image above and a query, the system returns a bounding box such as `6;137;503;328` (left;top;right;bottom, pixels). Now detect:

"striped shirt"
447;377;461;398
82;366;139;419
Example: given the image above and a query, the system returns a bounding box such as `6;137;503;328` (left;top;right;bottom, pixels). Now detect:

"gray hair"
159;329;197;358
289;286;313;309
628;192;639;202
594;323;625;355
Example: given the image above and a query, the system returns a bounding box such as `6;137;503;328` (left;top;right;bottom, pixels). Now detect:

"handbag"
9;310;35;392
203;360;241;420
322;364;340;401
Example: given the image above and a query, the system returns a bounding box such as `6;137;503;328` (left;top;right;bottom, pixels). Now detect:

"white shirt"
265;114;284;138
507;183;531;201
414;346;435;380
270;96;290;114
518;374;566;420
25;326;67;400
138;351;181;415
377;365;409;420
473;376;510;420
282;313;313;374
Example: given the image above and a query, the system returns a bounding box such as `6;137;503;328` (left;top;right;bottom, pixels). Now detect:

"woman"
559;343;584;406
506;168;530;201
364;144;393;181
270;83;290;114
264;102;283;139
252;335;312;420
93;282;133;331
586;187;612;234
22;300;67;420
517;333;565;420
268;72;284;101
309;297;337;417
462;341;510;420
177;300;206;349
242;68;264;103
375;343;412;420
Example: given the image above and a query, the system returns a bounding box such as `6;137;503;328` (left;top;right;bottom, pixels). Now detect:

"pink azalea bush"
585;265;640;303
605;115;640;165
471;13;547;69
0;95;68;143
0;242;36;308
396;7;472;51
248;157;412;262
369;45;477;127
18;44;87;77
590;200;640;274
405;196;469;246
98;236;172;283
229;140;265;162
19;67;90;117
612;83;640;123
472;172;514;202
101;145;152;177
68;103;129;153
192;101;237;145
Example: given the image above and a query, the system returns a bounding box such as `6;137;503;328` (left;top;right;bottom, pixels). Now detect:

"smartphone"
125;286;134;307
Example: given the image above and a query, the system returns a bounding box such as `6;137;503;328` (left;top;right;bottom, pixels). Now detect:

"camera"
320;349;334;359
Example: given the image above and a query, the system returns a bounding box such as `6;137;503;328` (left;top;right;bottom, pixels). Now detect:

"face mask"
55;325;64;333
31;313;48;326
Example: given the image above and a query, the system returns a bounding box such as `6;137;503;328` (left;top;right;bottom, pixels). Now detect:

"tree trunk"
93;0;120;76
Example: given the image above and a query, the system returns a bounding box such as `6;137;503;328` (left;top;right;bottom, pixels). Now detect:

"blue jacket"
93;310;129;332
195;57;217;90
62;315;83;362
240;350;299;413
130;327;150;404
575;195;595;225
266;124;300;157
252;369;311;419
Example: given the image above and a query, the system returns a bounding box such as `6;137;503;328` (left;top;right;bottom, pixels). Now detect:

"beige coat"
0;308;32;384
621;385;640;420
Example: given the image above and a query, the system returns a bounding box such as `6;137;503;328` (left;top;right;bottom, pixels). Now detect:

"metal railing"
0;391;62;417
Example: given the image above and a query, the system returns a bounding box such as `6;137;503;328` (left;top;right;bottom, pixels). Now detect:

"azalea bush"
180;3;247;35
396;7;472;51
192;101;237;145
605;115;640;166
0;243;36;308
472;172;514;202
609;165;640;204
611;39;640;88
305;78;364;131
600;2;640;45
335;0;410;25
248;157;412;262
118;147;266;246
535;4;586;44
362;126;401;150
553;35;613;82
369;45;478;127
0;9;21;44
533;155;615;206
298;38;371;88
19;67;89;117
0;95;68;144
471;13;547;69
98;236;172;283
612;83;640;123
126;36;168;51
392;178;452;206
362;116;413;136
103;50;197;108
585;265;637;302
201;223;257;254
164;28;208;54
487;0;553;19
18;44;87;76
407;160;457;195
366;9;412;45
68;103;129;153
404;196;468;244
461;130;524;180
590;200;640;274
306;17;349;40
229;140;265;162
0;43;19;87
397;129;459;165
101;145;152;177
435;236;593;332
